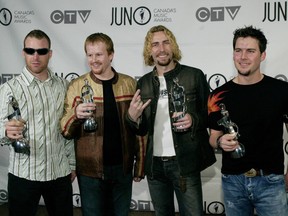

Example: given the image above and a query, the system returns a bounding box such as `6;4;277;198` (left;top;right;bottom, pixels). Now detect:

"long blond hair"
143;25;182;66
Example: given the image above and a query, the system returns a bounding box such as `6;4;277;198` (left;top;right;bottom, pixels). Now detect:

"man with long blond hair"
127;25;215;215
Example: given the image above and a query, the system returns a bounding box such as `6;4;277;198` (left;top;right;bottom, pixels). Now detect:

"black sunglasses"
23;48;50;55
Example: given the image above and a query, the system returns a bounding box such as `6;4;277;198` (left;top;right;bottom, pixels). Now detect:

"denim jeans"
147;157;203;216
222;174;288;216
78;165;133;216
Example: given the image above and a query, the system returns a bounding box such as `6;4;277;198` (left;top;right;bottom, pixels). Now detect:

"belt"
154;156;176;162
244;168;271;177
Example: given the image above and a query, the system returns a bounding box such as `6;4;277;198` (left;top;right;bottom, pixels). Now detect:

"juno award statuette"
217;103;245;158
171;77;188;132
81;79;97;132
0;96;30;155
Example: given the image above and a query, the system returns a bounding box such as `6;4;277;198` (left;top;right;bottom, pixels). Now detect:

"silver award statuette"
171;77;188;132
217;103;245;158
0;96;30;155
81;79;97;132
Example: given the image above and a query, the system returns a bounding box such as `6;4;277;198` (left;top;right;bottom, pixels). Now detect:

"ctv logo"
0;74;18;84
50;10;91;24
196;6;241;22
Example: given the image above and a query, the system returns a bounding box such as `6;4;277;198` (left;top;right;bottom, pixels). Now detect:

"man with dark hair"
0;29;75;216
208;26;288;216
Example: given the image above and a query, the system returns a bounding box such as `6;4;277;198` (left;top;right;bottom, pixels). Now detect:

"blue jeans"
78;165;133;216
222;174;288;216
147;157;203;216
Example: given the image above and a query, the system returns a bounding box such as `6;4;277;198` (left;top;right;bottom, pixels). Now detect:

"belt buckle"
161;157;169;162
244;168;257;177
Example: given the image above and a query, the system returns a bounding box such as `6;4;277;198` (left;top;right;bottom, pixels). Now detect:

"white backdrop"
1;0;288;214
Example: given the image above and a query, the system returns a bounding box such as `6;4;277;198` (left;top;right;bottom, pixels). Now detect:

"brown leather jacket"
60;70;146;178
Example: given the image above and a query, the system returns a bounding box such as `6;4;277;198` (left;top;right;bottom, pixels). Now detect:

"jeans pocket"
265;174;284;183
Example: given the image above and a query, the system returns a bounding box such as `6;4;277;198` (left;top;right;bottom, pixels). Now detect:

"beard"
238;70;251;76
156;57;172;67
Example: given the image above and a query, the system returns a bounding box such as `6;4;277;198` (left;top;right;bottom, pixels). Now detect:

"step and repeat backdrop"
1;0;288;214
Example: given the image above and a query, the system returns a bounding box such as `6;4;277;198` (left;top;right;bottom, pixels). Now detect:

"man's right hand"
128;89;151;122
75;103;96;119
217;133;239;152
5;119;25;140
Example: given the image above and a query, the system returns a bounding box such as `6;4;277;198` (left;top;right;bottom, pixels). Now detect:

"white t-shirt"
153;76;176;157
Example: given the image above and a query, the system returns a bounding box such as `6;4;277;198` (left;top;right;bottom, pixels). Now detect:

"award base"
12;139;30;155
173;125;189;133
1;137;30;155
231;143;245;159
83;118;97;132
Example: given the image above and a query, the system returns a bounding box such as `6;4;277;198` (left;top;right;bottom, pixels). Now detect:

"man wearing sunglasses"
0;29;75;215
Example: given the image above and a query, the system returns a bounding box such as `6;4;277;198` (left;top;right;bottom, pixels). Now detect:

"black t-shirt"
102;78;123;166
208;75;288;174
